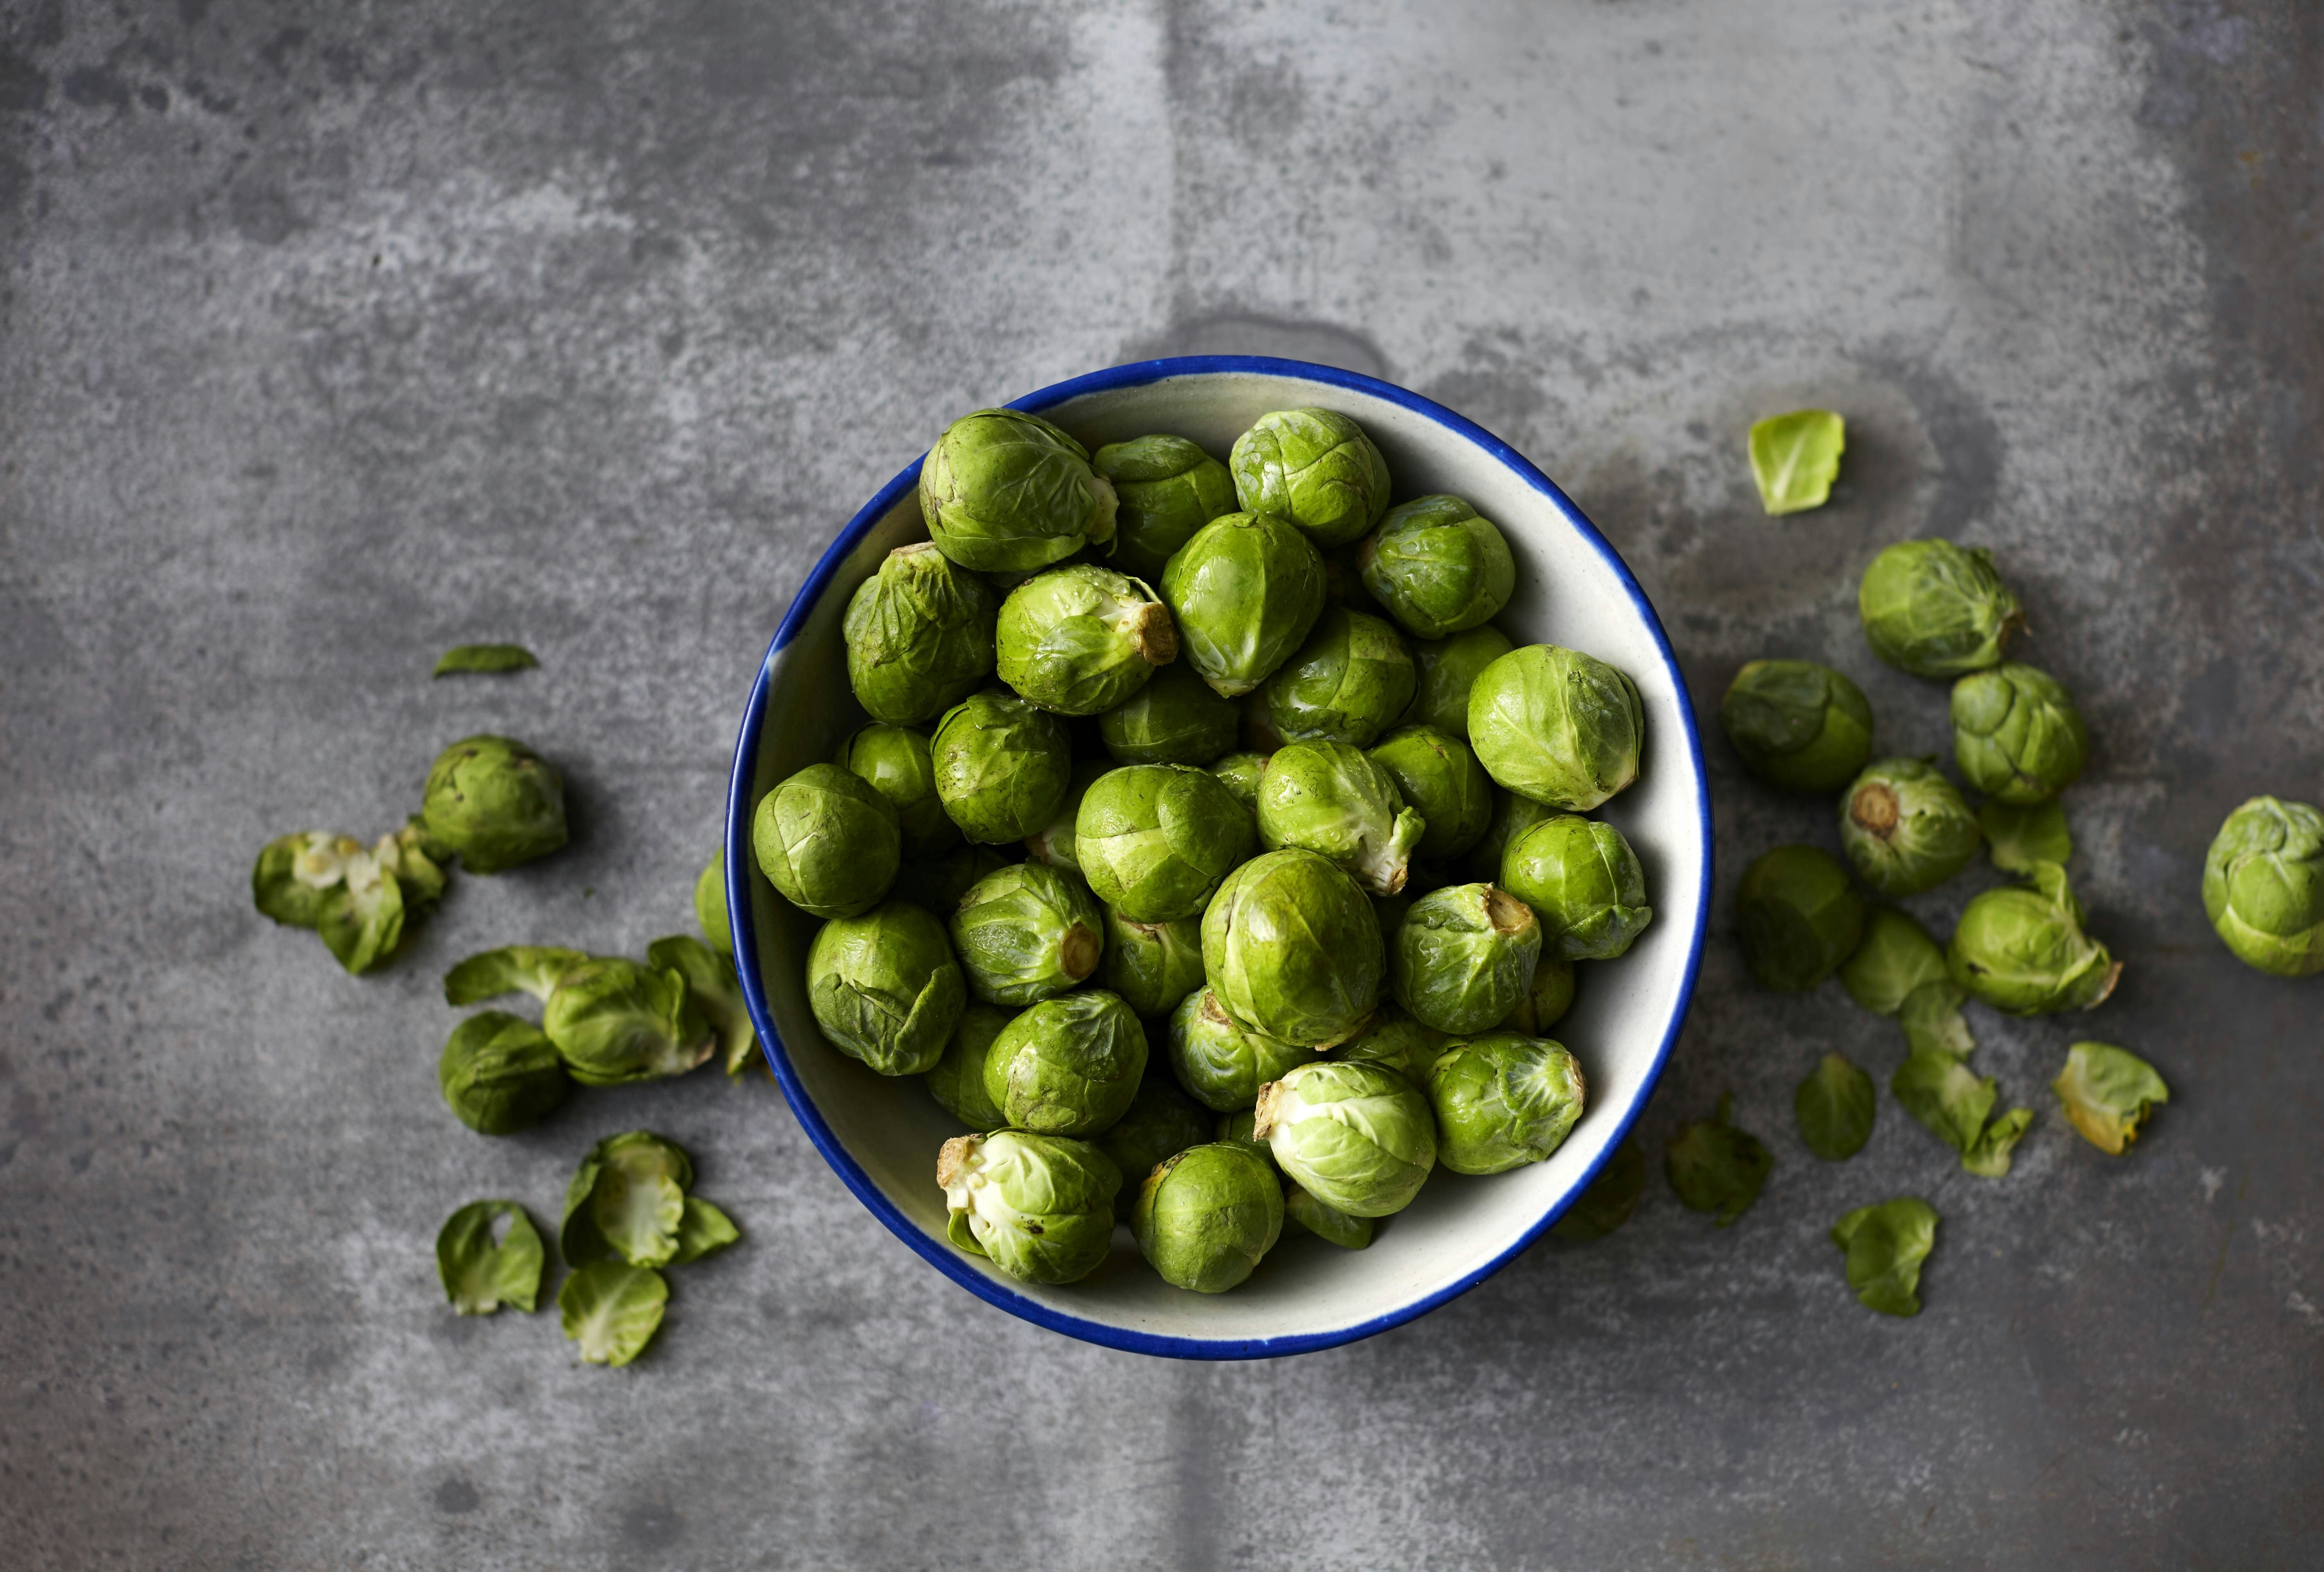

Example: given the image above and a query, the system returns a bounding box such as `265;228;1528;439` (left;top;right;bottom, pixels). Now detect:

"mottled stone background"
2;1;2317;1567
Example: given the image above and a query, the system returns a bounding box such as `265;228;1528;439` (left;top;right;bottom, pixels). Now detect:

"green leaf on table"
1748;409;1846;515
561;1131;696;1267
433;644;539;677
314;854;408;976
1665;1093;1772;1227
1795;1052;1876;1161
2053;1041;2168;1155
1838;907;1949;1016
1549;1137;1646;1242
1891;1046;1996;1154
444;945;592;1006
435;1200;545;1315
1898;979;1976;1059
1980;800;2072;874
1962;1106;2033;1177
558;1261;668;1366
669;1197;742;1265
647;934;758;1082
1830;1196;1939;1317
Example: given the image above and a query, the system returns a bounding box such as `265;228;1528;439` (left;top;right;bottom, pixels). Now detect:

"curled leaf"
1979;799;2072;874
444;945;591;1006
669;1197;742;1264
1962;1106;2033;1177
2053;1042;2168;1155
558;1261;667;1366
647;935;758;1082
436;1200;545;1315
1831;1196;1938;1317
1795;1052;1875;1161
433;643;539;676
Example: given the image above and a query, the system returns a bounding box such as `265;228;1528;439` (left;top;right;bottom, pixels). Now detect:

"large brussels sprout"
694;849;732;956
1369;725;1493;860
1404;624;1514;737
1429;1033;1587;1175
995;564;1178;715
843;543;999;724
1356;494;1515;639
923;1001;1013;1128
836;723;960;861
438;1011;569;1135
1166;987;1312;1111
1253;1060;1436;1217
1258;608;1417;747
1950;663;2087;805
1091;434;1236;581
752;762;902;918
981;989;1148;1137
949;861;1104;1005
1499;955;1576;1035
1466;789;1556;885
1159;513;1328;696
422;735;568;874
1254;740;1426;897
1947;861;2120;1014
1328;1001;1447;1088
1391;884;1543;1034
1501;815;1654;962
1100;1073;1214;1186
2202;796;2324;976
1857;538;2021;678
1838;757;1980;897
1210;750;1270;809
890;843;1013;915
1100;909;1206;1018
1098;662;1239;766
919;408;1117;574
1229;408;1392;548
1720;660;1874;792
929;689;1074;844
1468;645;1645;811
938;1131;1121;1284
1837;905;1949;1016
1283;1185;1374;1249
543;958;715;1086
1022;757;1110;873
1134;1142;1285;1292
1203;849;1385;1047
1076;764;1255;922
1736;845;1864;991
806;901;967;1074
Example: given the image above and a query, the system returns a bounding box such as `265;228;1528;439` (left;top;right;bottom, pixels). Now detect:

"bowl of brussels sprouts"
725;356;1711;1357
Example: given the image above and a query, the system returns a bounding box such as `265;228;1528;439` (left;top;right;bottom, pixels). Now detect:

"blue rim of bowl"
726;354;1711;1360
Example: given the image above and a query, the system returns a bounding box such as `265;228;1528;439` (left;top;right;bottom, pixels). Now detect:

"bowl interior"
729;359;1709;1357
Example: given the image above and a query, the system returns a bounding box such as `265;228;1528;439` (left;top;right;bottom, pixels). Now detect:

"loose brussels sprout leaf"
920;408;1116;574
929;689;1075;845
436;1200;545;1315
1392;885;1542;1036
949;862;1105;1005
1259;607;1417;748
1356;494;1515;640
843;542;1000;725
1427;1032;1586;1175
1133;1141;1286;1292
422;734;568;875
694;849;733;956
1077;763;1256;922
1159;513;1328;696
543;958;715;1087
1201;849;1386;1049
1857;539;2021;679
559;1261;669;1366
1283;1184;1374;1249
1500;815;1654;962
438;1011;570;1136
1229;408;1392;549
1327;1001;1446;1089
1946;861;2120;1014
923;1001;1014;1128
1091;434;1236;582
1838;757;1981;898
1098;662;1240;767
995;564;1177;716
560;1131;694;1267
1467;645;1644;812
1747;409;1846;515
647;935;757;1080
1404;624;1513;738
251;831;343;929
982;989;1148;1136
1100;1073;1214;1187
1254;1060;1436;1217
1951;663;2088;806
444;945;592;1006
592;1166;686;1269
1838;906;1949;1016
1719;660;1874;792
2201;795;2324;977
837;723;963;862
1897;978;1976;1058
2052;1041;2169;1154
379;818;454;912
1978;799;2071;875
752;762;903;918
1254;741;1425;898
1370;725;1494;859
1830;1197;1938;1317
432;643;538;676
313;853;409;976
1665;1093;1770;1226
1549;1137;1646;1242
1794;1052;1874;1161
938;1130;1122;1284
1736;845;1864;992
1100;910;1206;1019
669;1197;742;1265
1890;1045;1994;1155
805;901;967;1075
1961;1106;2033;1178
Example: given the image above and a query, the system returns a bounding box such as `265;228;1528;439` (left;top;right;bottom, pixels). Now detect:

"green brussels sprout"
1228;408;1392;548
1665;1093;1772;1226
1159;513;1328;696
1549;1136;1646;1242
2053;1041;2169;1154
1252;1060;1436;1217
542;958;715;1087
1500;815;1654;962
1499;955;1576;1035
924;1001;1013;1128
1091;434;1236;581
1356;494;1515;639
1404;624;1514;737
1257;608;1417;747
2202;796;2324;976
891;844;1013;915
1327;1001;1446;1088
1950;663;2088;805
929;689;1074;845
1836;905;1948;1015
1023;758;1109;873
1390;884;1543;1035
1736;845;1864;991
1467;645;1644;811
843;542;1001;725
1100;909;1205;1018
1076;764;1256;922
1100;1073;1215;1186
438;1012;570;1135
994;564;1178;715
981;989;1148;1137
1368;725;1494;860
1098;662;1239;766
1857;538;2021;678
1202;849;1385;1048
1830;1196;1938;1317
836;724;961;861
1283;1185;1374;1249
751;762;902;918
949;861;1104;1005
421;735;568;874
1133;1142;1285;1292
694;849;732;956
1209;750;1271;808
919;408;1117;574
1466;788;1556;883
1947;861;2120;1014
646;933;757;1080
1720;660;1875;792
1166;987;1312;1111
1428;1032;1587;1175
1838;757;1980;896
1254;740;1426;897
436;1199;545;1315
938;1131;1121;1285
806;900;967;1074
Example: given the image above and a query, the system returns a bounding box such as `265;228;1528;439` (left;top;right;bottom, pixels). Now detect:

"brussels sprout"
1794;1051;1874;1161
694;849;732;956
994;564;1177;715
1948;861;2119;1014
929;689;1074;844
1327;1002;1446;1088
1355;494;1515;639
1022;758;1108;873
436;1199;545;1315
1159;513;1328;696
891;844;1013;915
559;1131;695;1269
1253;1060;1436;1217
439;1011;570;1135
1427;1032;1586;1175
1100;910;1205;1018
843;542;1001;724
560;1261;669;1366
1283;1185;1374;1249
949;861;1104;1005
1370;725;1494;859
1468;645;1644;811
1979;799;2072;875
919;407;1117;574
1891;1046;2030;1177
1099;662;1239;766
1549;1137;1646;1242
1254;741;1426;897
1499;955;1576;1035
1857;538;2021;678
2202;796;2324;976
1720;660;1874;792
1076;764;1256;922
1404;624;1514;737
1101;1073;1215;1186
1391;884;1543;1035
752;763;902;918
1228;408;1392;548
1210;750;1271;809
1736;845;1864;992
981;989;1148;1137
1665;1093;1771;1226
1748;409;1846;515
1258;608;1417;747
2053;1041;2169;1154
806;900;967;1074
1091;434;1236;581
646;934;757;1080
1838;757;1980;897
1134;1142;1285;1292
836;723;961;861
543;958;715;1087
938;1130;1121;1284
1950;663;2087;805
1467;788;1557;884
1500;815;1654;962
1830;1197;1937;1317
924;1001;1013;1128
1167;987;1311;1112
1837;906;1948;1016
1202;848;1386;1048
421;735;568;874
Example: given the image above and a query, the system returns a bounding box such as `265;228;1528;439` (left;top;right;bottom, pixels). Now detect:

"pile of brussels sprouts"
754;404;1655;1292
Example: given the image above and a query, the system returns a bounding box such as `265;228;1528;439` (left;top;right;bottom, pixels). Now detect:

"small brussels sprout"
1134;1142;1285;1292
694;849;732;956
919;408;1117;574
1795;1051;1875;1161
1166;987;1311;1112
1736;845;1864;992
1720;660;1874;792
939;1130;1121;1283
890;844;1013;915
417;736;568;878
1404;624;1514;737
923;1001;1013;1128
1857;538;2021;678
436;1199;545;1315
1500;815;1654;962
751;762;902;919
1947;861;2120;1014
1209;750;1271;809
1076;764;1256;922
1228;408;1392;548
1100;909;1205;1018
2201;796;2324;976
1466;788;1556;884
995;564;1178;715
1428;1032;1587;1175
1748;409;1846;515
1665;1093;1772;1226
1091;434;1236;581
1253;1059;1436;1217
1100;1073;1215;1186
1356;494;1515;639
1549;1137;1646;1242
1254;740;1426;897
2052;1041;2169;1154
1830;1197;1938;1317
1098;662;1239;766
836;723;961;861
1838;757;1980;897
929;689;1074;844
646;934;756;1080
1283;1185;1374;1249
981;989;1148;1137
1837;905;1948;1016
805;901;967;1074
1369;725;1493;859
1950;663;2087;805
1327;1002;1446;1088
1391;884;1543;1035
1467;645;1644;812
543;958;715;1087
1498;955;1576;1035
949;861;1104;1005
1258;607;1417;747
1159;513;1327;696
843;543;1000;724
438;1012;570;1135
1203;849;1385;1048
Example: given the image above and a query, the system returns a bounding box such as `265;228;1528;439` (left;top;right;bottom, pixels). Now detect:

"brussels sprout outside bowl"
725;357;1711;1359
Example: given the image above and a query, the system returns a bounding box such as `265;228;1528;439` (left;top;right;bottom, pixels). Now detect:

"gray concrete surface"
3;0;2319;1566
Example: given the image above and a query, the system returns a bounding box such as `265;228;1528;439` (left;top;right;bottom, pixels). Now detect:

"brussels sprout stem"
1850;781;1899;839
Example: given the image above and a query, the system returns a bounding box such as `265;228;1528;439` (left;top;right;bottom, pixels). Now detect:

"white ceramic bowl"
726;357;1710;1358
